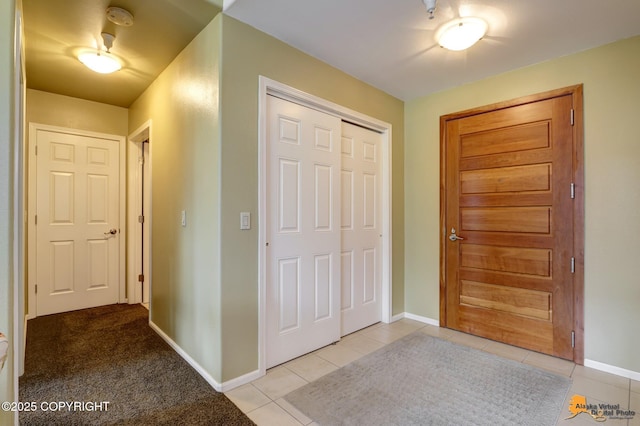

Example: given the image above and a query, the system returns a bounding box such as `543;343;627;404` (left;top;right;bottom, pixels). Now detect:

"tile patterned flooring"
225;319;639;426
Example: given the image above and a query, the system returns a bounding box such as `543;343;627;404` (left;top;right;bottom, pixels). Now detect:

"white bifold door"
340;122;382;336
267;96;342;368
266;96;382;368
35;129;120;316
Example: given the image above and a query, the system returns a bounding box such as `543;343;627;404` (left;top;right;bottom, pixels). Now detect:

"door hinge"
571;330;575;348
138;215;144;223
570;257;575;274
35;145;38;155
138;274;144;282
570;182;575;199
570;109;575;126
35;284;37;294
35;215;37;225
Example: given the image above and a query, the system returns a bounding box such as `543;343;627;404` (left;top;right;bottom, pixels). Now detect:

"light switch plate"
181;210;186;227
240;212;250;230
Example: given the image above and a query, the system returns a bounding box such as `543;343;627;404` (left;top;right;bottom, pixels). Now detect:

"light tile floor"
225;319;639;426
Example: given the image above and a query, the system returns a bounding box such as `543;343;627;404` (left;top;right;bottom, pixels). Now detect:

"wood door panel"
461;193;552;208
460;121;550;158
461;207;551;234
442;87;583;362
458;100;554;133
456;305;554;355
460;244;551;277
460;280;551;321
454;232;554;249
459;268;554;292
460;164;551;195
460;149;553;172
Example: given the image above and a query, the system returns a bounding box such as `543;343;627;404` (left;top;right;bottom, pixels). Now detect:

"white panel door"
267;95;342;368
36;129;120;315
340;122;382;336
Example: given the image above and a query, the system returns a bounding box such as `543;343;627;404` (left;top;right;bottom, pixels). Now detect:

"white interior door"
266;95;342;368
35;129;120;315
340;122;382;336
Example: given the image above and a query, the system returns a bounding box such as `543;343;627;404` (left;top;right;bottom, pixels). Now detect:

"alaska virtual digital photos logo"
566;394;636;422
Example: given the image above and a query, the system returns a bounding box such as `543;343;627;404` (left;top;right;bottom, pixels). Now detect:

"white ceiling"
22;0;640;106
224;0;640;100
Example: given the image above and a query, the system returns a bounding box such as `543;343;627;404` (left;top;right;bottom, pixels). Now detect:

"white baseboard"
584;359;640;381
148;320;223;392
219;369;263;392
148;320;262;393
403;312;440;326
390;313;405;323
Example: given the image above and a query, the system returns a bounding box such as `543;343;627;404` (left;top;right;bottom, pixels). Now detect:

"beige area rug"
284;332;571;426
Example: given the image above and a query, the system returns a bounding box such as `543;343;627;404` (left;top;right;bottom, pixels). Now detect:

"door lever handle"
449;228;464;241
104;228;117;236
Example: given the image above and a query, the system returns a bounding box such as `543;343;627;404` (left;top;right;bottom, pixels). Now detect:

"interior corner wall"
0;0;16;421
26;89;128;136
218;14;405;382
128;16;223;381
404;35;640;373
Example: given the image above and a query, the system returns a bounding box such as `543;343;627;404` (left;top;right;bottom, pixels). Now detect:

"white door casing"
266;95;342;368
340;122;382;336
141;141;150;304
28;124;125;317
127;121;152;306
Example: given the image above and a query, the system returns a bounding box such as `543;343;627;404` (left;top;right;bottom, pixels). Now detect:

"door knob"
449;228;464;241
104;228;117;236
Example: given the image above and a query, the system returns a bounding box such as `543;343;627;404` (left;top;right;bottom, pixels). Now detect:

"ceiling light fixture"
78;50;122;74
78;32;121;74
436;17;487;51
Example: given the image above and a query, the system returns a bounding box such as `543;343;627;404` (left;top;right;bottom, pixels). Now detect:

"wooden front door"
441;86;583;362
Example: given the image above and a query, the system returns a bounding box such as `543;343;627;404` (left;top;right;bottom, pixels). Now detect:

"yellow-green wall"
218;15;405;381
0;0;16;421
126;13;404;383
405;35;640;373
128;18;223;380
26;89;128;136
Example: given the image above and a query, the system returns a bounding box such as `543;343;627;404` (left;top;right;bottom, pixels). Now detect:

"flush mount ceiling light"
436;17;488;51
78;50;122;74
78;32;121;74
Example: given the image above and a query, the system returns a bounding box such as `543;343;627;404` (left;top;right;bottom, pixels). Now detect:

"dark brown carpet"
19;304;255;426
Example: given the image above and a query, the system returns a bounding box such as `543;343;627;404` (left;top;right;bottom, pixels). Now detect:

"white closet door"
266;95;342;368
340;122;382;336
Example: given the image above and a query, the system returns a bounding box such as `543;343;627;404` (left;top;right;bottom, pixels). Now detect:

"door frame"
439;85;584;364
257;76;393;374
127;120;152;305
27;123;127;318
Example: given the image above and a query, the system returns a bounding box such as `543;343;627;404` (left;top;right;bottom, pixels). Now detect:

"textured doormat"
20;304;254;425
284;332;571;426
